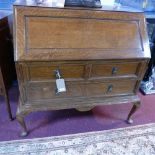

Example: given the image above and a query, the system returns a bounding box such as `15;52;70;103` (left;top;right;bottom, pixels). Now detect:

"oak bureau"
13;1;151;136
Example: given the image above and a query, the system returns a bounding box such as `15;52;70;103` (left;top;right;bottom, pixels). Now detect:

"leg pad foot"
20;131;28;137
76;106;93;112
10;117;15;121
126;118;133;124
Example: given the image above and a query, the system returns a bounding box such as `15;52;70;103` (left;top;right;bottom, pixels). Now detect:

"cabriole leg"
16;106;29;137
126;101;141;124
16;113;28;137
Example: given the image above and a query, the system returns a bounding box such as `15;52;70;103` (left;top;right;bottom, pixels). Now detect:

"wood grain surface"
14;6;150;61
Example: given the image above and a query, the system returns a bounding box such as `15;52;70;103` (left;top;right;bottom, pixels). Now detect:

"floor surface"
0;85;155;141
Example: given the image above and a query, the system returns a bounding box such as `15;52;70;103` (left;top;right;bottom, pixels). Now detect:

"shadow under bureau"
13;2;150;136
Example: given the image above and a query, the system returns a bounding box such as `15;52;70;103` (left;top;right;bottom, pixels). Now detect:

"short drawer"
26;79;137;102
28;63;85;81
91;62;140;78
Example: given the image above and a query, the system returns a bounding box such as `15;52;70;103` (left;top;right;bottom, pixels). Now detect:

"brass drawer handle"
107;84;113;93
112;67;118;75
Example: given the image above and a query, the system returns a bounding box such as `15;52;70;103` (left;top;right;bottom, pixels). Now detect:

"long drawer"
25;61;142;81
26;79;137;103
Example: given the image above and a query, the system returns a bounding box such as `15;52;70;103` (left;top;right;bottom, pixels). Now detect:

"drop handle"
107;84;113;93
112;67;118;75
54;69;61;79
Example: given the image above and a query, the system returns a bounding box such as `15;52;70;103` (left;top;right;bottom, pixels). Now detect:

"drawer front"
27;82;84;102
26;61;142;81
28;63;85;80
85;80;136;97
26;80;136;102
91;62;140;78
